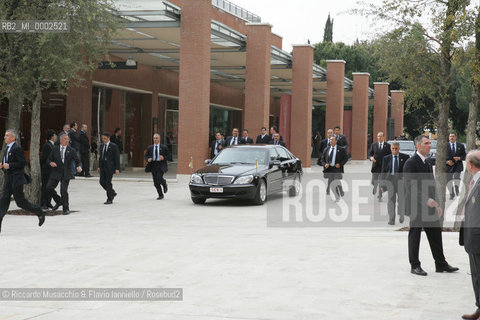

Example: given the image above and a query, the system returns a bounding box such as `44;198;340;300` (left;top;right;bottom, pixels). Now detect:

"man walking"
446;132;466;200
333;126;348;149
380;142;409;225
145;133;171;200
321;135;348;201
0;129;45;233
318;129;333;159
40;129;57;210
79;124;91;177
97;132;120;204
403;135;458;276
460;150;480;320
47;134;82;215
369;132;391;201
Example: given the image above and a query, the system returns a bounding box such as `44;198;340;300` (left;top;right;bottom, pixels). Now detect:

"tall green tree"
358;0;473;218
0;0;119;203
323;13;334;43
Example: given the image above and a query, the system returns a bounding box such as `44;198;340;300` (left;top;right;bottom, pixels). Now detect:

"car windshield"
212;148;268;165
389;141;415;151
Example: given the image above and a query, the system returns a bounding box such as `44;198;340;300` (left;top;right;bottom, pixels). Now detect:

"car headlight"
190;174;203;184
233;175;254;185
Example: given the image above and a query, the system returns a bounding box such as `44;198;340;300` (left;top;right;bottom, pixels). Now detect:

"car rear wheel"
253;179;267;205
289;173;301;197
191;197;207;205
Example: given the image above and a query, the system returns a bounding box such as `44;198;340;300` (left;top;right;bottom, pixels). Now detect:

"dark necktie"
393;155;398;174
452;143;456;154
155;145;159;161
328;148;334;163
103;145;107;160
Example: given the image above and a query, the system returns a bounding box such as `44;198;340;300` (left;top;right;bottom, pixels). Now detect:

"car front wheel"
253;179;267;205
191;197;207;205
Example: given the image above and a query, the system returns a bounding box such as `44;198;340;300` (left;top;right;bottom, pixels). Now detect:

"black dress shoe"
163;184;168;194
38;215;45;227
388;221;395;225
372;187;377;195
41;206;48;211
411;267;427;276
157;195;164;200
436;264;459;273
104;200;113;205
399;217;405;223
455;185;460;196
62;210;70;215
461;311;480;319
51;202;62;212
112;192;117;200
85;174;92;178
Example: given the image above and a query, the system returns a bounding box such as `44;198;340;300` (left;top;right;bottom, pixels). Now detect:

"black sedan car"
189;145;303;205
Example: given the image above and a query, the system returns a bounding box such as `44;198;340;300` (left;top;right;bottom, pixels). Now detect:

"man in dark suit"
446;132;466;200
269;126;283;141
69;122;81;176
0;129;45;234
460;150;480;320
256;127;271;144
225;128;241;146
333;126;348;149
97;132;120;204
79;124;91;177
321;135;348;201
269;133;286;147
239;129;254;145
369;132;391;201
145;133;171;200
209;132;224;159
56;124;70;146
47;134;82;215
318;129;334;160
403;135;458;276
40;129;57;210
380;142;409;225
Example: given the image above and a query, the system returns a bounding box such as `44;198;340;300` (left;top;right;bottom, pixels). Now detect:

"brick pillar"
290;45;313;167
391;90;405;137
177;0;211;174
66;78;92;130
279;94;291;149
351;73;370;160
373;82;389;137
325;60;345;136
244;23;272;134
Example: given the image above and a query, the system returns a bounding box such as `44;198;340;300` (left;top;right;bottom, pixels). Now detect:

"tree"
357;0;474;218
323;13;334;43
0;0;119;203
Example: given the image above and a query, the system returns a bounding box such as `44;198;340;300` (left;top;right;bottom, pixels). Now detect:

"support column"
391;90;405;138
66;78;92;130
291;45;314;168
351;73;370;160
279;94;291;149
373;82;389;136
325;60;345;136
244;23;272;134
177;0;211;174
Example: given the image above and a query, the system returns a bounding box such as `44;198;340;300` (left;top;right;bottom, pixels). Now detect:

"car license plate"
210;187;223;193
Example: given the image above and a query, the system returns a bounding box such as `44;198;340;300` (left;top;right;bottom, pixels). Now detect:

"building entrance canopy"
108;0;374;107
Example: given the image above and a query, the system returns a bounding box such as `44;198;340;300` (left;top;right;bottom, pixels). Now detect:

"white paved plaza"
0;162;474;319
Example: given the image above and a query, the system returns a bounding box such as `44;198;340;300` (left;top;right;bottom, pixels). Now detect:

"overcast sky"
229;0;379;52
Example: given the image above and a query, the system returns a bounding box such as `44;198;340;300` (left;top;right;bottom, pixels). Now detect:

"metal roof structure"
108;0;376;107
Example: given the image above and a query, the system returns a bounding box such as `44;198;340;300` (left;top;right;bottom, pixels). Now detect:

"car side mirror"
205;159;212;165
269;160;281;169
